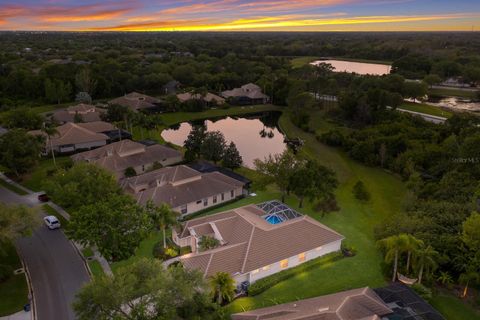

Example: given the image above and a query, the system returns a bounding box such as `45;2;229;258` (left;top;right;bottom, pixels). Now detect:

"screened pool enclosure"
257;200;302;224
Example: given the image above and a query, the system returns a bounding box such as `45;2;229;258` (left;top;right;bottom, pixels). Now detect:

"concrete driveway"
0;186;90;320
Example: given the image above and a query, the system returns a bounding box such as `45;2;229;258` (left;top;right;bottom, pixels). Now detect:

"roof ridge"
240;225;256;273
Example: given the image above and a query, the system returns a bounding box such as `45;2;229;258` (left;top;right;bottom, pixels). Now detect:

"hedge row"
248;252;344;296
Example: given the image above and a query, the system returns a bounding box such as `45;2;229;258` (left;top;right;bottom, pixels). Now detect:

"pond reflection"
161;112;287;168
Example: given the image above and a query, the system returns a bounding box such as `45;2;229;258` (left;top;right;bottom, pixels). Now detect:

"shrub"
314;197;340;215
319;130;345;147
353;181;370;201
248;252;343;296
124;167;136;178
152;242;179;260
411;283;433;300
0;263;13;282
341;241;357;257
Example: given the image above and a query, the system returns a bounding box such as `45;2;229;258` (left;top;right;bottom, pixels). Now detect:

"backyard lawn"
18;157;72;192
431;294;480;320
225;111;407;313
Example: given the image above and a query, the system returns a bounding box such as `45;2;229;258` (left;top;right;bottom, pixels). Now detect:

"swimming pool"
265;215;284;224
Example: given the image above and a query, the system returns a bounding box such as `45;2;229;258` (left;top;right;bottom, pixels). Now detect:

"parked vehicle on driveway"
44;216;61;230
38;193;49;202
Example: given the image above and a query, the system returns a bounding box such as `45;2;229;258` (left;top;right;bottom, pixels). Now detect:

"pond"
424;96;480;112
161;112;287;168
311;59;392;75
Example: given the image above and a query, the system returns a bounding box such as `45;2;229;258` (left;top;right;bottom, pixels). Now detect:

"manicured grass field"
0;243;28;316
225;110;407;314
430;87;478;99
431;294;480;320
0;178;28;195
399;102;453;118
88;260;104;279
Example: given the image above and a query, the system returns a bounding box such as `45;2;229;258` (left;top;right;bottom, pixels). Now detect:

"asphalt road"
0;186;90;320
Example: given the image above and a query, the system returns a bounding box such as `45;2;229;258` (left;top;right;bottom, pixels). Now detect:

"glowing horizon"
0;0;479;32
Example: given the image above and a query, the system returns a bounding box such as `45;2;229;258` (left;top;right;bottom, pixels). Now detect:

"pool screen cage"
257;200;302;223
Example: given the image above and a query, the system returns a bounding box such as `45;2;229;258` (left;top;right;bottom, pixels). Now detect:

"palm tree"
413;244;438;284
459;269;480;298
377;234;409;282
437;271;453;287
199;235;220;251
209;272;235;305
145;201;179;249
41;122;58;168
405;234;423;275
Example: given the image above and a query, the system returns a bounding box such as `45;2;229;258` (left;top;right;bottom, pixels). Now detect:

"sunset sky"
1;0;479;32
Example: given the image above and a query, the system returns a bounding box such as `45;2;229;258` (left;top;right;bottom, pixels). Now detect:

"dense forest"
1;32;480;109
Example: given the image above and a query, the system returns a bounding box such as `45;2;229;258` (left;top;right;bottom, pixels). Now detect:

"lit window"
298;252;306;262
252;269;259;274
262;265;270;271
280;259;288;269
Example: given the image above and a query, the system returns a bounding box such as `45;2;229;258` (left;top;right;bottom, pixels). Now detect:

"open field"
400;101;453;118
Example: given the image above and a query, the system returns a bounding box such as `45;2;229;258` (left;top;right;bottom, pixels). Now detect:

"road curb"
69;240;93;279
20;258;36;320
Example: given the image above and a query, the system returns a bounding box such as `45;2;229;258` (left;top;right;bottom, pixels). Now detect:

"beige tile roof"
29;121;112;147
121;165;200;191
67;103;96;113
221;83;269;100
71;140;181;177
52;104;105;123
134;168;245;208
231;287;392;320
177;204;344;278
108;92;161;111
176;92;225;104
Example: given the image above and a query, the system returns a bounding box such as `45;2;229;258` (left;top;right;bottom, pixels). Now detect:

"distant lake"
161;112;287;168
311;59;392;75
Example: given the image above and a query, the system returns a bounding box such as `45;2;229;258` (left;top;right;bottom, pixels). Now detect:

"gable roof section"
231;287;392;320
177;92;225;104
71;139;181;177
108;92;161;111
178;204;344;277
29;121;112;147
221;83;269;100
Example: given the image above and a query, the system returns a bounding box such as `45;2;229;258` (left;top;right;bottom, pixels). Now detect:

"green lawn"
399;102;453;118
430;87;478;99
110;232;164;274
88;260;104;279
0;243;28;316
291;56;319;68
0;178;28;195
19;157;71;192
225;111;407;314
431;294;480;320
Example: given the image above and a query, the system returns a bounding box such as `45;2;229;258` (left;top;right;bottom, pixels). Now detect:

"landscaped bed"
0;243;28;316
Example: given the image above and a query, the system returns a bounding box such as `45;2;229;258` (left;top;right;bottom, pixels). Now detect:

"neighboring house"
125;165;246;216
51;103;105;124
71;139;182;179
176;92;225;106
28;121;115;154
162;80;181;95
188;160;252;189
108;92;162;112
221;83;269;105
172;201;344;284
0;126;8;136
231;287;393;320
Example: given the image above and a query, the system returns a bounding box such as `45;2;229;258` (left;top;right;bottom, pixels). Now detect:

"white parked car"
43;216;61;230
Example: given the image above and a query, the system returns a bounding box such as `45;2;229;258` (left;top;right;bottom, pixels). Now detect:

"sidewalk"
0;311;31;320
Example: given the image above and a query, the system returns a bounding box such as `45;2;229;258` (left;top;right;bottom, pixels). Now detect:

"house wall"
53;139;107;154
173;186;244;217
234;239;342;284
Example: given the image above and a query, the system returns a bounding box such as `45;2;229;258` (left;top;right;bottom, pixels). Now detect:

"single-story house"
162;80;181;95
231;287;393;320
71;139;182;179
51;103;105;124
172;201;344;284
221;83;269;105
124;165;246;216
108;92;162;113
28;121;115;154
176;92;225;106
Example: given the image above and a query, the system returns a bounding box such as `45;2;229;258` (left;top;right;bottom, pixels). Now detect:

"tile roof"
108;92;161;111
231;287;392;320
29;121;113;147
177;92;225;104
221;83;269;100
133;166;245;208
177;204;344;277
71;139;181;177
